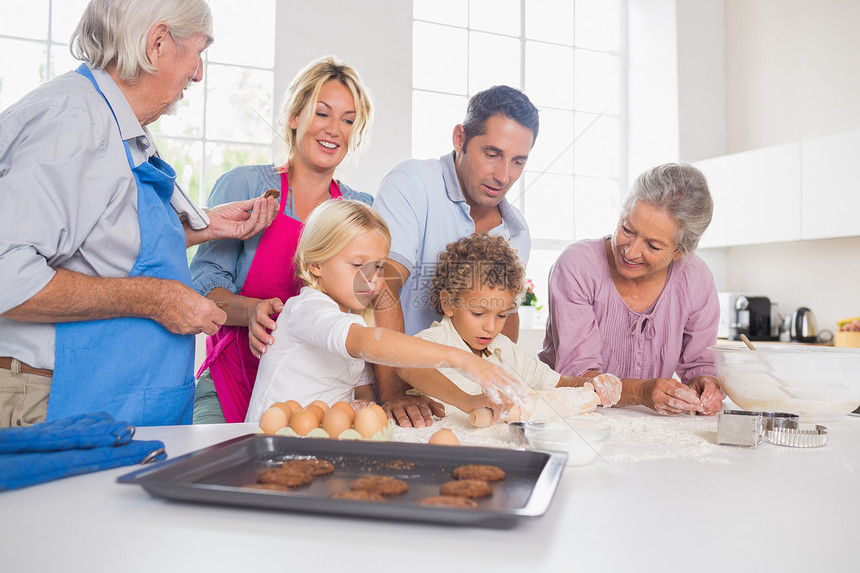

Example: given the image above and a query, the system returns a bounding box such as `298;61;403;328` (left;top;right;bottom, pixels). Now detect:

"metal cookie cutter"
718;410;764;447
508;421;530;447
761;411;800;431
764;417;828;448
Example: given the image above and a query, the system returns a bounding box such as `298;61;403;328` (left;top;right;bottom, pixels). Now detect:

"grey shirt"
0;65;204;369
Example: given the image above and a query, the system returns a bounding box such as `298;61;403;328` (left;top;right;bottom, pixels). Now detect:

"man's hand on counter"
381;393;446;428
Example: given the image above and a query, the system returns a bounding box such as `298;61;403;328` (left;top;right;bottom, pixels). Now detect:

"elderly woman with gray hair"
538;163;723;415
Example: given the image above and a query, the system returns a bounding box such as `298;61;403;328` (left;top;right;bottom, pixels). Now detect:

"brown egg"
368;403;389;427
428;428;460;446
271;403;294;425
354;406;383;438
331;401;356;423
321;407;352;438
309;399;330;413
259;407;289;435
290;408;321;436
305;404;325;423
283;400;302;415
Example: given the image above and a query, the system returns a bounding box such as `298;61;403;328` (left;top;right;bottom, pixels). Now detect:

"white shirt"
246;287;372;422
414;315;560;406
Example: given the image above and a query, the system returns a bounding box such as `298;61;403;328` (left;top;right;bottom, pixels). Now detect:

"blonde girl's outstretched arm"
345;324;529;407
396;365;509;414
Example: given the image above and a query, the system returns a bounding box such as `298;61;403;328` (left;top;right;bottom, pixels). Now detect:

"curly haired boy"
396;233;621;420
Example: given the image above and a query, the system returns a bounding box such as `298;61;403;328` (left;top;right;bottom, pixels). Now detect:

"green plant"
522;279;542;309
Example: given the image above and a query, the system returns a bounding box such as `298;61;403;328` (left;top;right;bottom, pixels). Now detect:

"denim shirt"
189;164;372;296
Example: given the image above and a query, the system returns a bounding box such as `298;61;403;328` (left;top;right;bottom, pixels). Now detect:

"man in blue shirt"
373;85;539;428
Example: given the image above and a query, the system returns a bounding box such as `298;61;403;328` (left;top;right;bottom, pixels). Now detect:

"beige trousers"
0;359;51;427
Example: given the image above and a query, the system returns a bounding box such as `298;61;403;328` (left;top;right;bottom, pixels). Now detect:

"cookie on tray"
331;490;386;502
452;464;506;482
419;495;478;509
350;475;408;496
281;458;335;476
440;479;493;499
257;467;313;488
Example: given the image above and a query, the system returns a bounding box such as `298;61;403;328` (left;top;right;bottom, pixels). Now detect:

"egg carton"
257;419;395;441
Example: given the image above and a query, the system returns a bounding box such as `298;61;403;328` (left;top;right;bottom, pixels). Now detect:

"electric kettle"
790;307;817;342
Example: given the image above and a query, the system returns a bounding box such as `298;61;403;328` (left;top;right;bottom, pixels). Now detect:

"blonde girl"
245;200;528;423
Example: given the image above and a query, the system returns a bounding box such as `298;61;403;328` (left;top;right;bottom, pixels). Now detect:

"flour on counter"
390;408;730;464
391;411;513;447
597;410;729;464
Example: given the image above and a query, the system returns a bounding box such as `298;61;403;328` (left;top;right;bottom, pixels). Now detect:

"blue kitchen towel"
0;412;166;492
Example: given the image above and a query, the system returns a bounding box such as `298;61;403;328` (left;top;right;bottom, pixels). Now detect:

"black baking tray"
117;434;566;528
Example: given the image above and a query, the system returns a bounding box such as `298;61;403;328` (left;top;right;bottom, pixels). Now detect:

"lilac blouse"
538;237;719;384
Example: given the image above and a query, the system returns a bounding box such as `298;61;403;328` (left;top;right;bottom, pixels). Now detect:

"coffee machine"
732;295;776;341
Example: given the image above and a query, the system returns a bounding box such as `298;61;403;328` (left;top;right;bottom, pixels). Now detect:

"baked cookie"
331;490;386;502
281;458;335;476
419;495;478;509
440;479;493;499
257;467;313;487
452;464;506;482
263;188;281;200
350;476;408;496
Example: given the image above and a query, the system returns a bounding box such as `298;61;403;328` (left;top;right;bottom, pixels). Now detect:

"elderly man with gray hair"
0;0;277;427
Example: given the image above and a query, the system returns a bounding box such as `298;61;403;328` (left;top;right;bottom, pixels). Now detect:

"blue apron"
46;65;195;426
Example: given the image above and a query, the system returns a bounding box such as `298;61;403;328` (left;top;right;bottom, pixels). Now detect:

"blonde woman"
191;56;374;423
245;200;529;424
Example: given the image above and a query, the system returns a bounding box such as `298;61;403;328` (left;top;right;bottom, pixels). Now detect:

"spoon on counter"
739;334;800;399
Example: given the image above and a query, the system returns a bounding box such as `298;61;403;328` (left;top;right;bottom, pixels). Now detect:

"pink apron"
197;172;342;422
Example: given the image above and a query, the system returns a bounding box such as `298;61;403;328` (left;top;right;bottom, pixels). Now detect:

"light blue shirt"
190;164;372;296
374;151;530;335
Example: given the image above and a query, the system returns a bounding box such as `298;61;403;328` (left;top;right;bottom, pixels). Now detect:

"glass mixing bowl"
523;417;611;466
712;345;860;423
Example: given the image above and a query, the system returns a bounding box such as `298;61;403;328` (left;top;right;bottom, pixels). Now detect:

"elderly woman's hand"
584;373;622;407
689;375;724;416
641;377;704;416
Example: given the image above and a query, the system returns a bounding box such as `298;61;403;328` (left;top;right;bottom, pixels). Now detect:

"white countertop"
3;407;859;573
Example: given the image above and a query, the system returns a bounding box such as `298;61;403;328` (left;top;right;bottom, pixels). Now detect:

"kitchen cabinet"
694;129;860;248
801;130;860;239
695;142;802;248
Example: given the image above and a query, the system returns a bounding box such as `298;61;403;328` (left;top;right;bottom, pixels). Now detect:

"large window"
412;0;625;306
0;0;276;211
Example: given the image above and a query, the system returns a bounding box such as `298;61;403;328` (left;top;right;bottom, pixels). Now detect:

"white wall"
626;0;680;183
627;0;725;184
273;0;413;196
724;0;860;153
721;237;860;336
697;0;860;333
